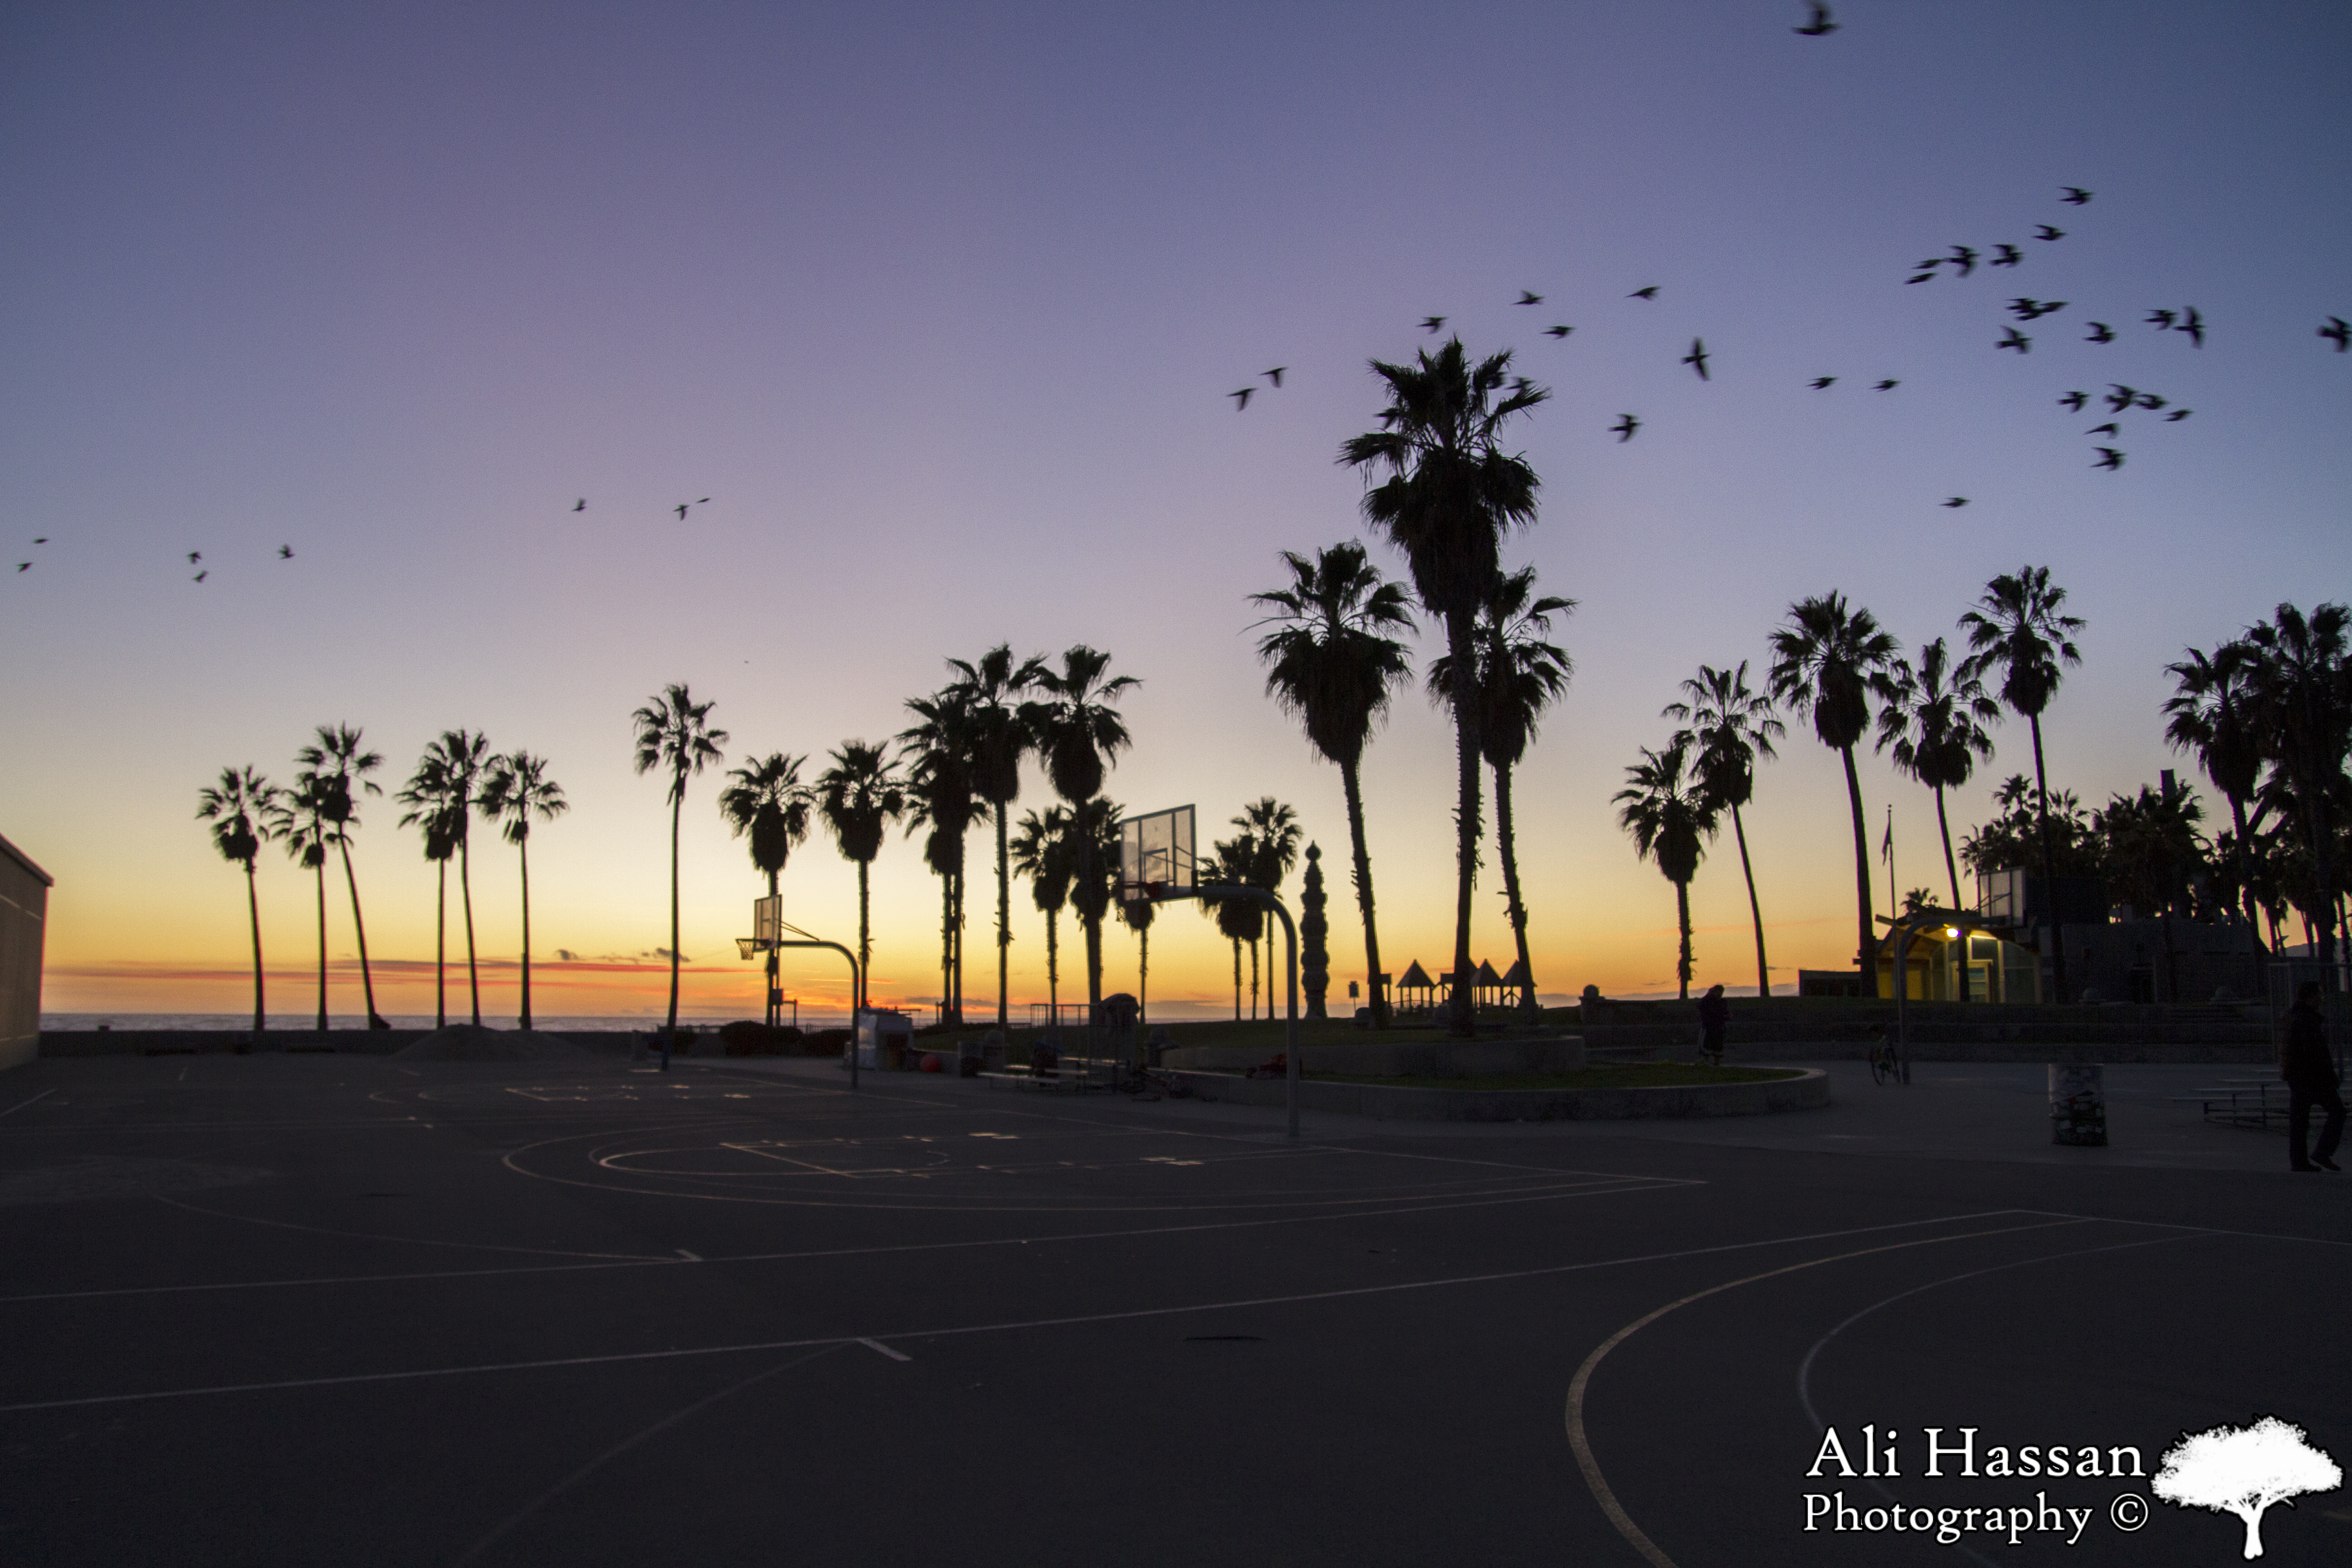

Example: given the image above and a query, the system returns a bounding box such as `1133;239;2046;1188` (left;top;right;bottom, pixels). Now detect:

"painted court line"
857;1338;911;1362
0;1209;2038;1413
0;1089;56;1119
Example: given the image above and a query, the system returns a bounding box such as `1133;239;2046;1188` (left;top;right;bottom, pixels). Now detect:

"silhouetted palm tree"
1339;338;1548;1035
1235;797;1300;1018
1615;741;1718;1000
1250;541;1416;1026
1011;804;1073;1024
816;741;906;995
949;645;1049;1032
901;688;980;1024
1024;646;1139;1010
1769;593;1899;979
395;744;466;1028
1063;796;1122;1015
1959;567;2084;998
632;685;728;1039
1874;639;1999;916
2164;640;2267;943
431;730;494;1026
1430;566;1573;1014
1665;662;1783;1002
1202;834;1261;1019
197;766;281;1035
269;776;333;1029
2240;601;2350;969
1118;890;1155;1029
718;752;812;1031
295;724;387;1029
477;751;568;1030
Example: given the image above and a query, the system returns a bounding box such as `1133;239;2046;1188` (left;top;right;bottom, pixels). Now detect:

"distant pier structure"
0;832;51;1071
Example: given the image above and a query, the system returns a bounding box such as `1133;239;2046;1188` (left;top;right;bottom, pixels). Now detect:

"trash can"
852;1009;913;1072
2049;1064;2107;1147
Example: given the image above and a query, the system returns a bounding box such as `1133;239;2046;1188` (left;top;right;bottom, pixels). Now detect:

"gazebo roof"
1397;960;1435;990
1499;958;1531;989
1474;959;1504;986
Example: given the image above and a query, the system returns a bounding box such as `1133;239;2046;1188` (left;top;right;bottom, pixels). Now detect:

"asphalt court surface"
2;1054;2346;1567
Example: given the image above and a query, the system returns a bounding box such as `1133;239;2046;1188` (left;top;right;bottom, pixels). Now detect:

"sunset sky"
4;2;2347;1022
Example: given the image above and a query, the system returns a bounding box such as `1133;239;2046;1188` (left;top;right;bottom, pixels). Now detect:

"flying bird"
1514;291;1543;306
2136;392;2168;411
1628;286;1659;300
699;497;710;504
2061;187;2092;205
1874;379;1899;390
572;499;585;512
1809;376;1836;389
1996;328;2030;353
2093;448;2124;470
1914;258;1946;271
193;569;208;583
2105;384;2139;412
2084;321;2116;343
1942;497;1968;508
2009;298;2065;321
1229;387;1254;411
187;551;201;564
1610;413;1640;442
1419;316;1447;333
1905;272;1936;284
1683;339;1710;380
2034;225;2065;241
2059;391;2088;411
1794;2;1838;36
1990;244;2023;268
31;538;45;545
14;563;26;573
2321;317;2350;351
2086;423;2120;437
2165;408;2192;421
1947;245;1979;277
277;544;293;559
1263;367;1286;386
674;504;689;519
2146;309;2176;330
2176;307;2204;348
1543;324;1574;338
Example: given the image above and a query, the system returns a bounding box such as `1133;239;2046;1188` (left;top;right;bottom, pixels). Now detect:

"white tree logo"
2151;1416;2342;1559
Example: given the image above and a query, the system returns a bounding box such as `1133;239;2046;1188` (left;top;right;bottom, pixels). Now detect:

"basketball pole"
1189;883;1302;1139
765;930;863;1093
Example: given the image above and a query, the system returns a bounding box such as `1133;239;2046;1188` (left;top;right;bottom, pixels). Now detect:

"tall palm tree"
717;752;812;1031
948;645;1049;1032
294;725;388;1029
1768;592;1899;979
901;688;980;1024
1615;741;1718;1000
1118;891;1155;1029
1429;566;1573;1014
268;776;333;1030
1664;662;1783;1002
1235;797;1301;1019
197;766;281;1036
1959;567;2085;999
1063;796;1122;1016
477;751;568;1030
816;740;906;995
395;744;466;1028
1339;338;1548;1036
631;685;729;1039
1250;541;1416;1026
1202;834;1261;1019
432;730;494;1026
2164;640;2269;946
1874;638;2000;916
1024;646;1139;1010
2240;602;2350;969
1010;804;1073;1024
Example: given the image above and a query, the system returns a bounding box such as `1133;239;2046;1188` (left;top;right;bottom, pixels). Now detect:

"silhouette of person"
2282;981;2342;1173
1696;983;1729;1067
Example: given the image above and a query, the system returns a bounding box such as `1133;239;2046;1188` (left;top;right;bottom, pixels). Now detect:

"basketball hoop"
1117;804;1196;902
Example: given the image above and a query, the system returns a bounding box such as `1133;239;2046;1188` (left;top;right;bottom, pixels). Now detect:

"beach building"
1875;924;2042;1004
0;832;51;1071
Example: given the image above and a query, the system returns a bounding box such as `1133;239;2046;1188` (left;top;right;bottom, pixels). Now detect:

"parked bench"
2168;1080;2288;1129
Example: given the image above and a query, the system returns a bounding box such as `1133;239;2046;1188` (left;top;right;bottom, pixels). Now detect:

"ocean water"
40;1011;851;1033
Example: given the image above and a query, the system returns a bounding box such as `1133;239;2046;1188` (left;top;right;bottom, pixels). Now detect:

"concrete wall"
1163;1038;1588;1076
0;833;52;1072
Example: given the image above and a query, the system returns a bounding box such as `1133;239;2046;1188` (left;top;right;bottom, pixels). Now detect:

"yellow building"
1876;924;2041;1003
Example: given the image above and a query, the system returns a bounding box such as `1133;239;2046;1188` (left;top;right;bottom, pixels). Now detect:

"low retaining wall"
39;1029;639;1058
1163;1037;1586;1077
1168;1066;1829;1122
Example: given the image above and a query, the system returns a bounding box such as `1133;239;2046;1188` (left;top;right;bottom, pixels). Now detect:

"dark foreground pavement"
1;1055;2345;1567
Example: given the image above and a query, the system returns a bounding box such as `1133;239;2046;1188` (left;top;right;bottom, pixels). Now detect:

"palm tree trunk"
995;807;1011;1032
434;859;446;1029
1339;760;1390;1028
1138;926;1149;1030
2028;715;2069;1002
461;834;481;1028
665;789;681;1036
1445;610;1482;1038
1231;936;1241;1021
1492;761;1535;1011
2226;792;2262;957
1083;909;1103;1013
951;860;966;1024
856;859;872;982
1731;802;1769;1002
518;836;532;1031
1045;907;1059;1023
337;839;380;1026
313;849;328;1031
1839;744;1875;979
1249;938;1260;1021
765;868;780;1033
1933;784;1963;915
245;863;265;1035
939;870;953;1020
1675;877;1693;1000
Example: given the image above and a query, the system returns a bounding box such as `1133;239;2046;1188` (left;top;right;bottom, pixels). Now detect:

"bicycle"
1867;1036;1906;1087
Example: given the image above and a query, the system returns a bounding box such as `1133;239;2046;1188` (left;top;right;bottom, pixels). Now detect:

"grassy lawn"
1303;1063;1805;1091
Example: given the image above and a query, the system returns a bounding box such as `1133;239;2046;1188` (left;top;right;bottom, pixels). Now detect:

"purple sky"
5;1;2348;1017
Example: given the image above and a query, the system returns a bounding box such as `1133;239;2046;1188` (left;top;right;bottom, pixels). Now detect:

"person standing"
1696;983;1730;1068
2282;981;2343;1173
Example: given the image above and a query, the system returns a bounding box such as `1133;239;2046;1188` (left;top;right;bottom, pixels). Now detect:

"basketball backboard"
753;895;781;944
1117;805;1196;901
